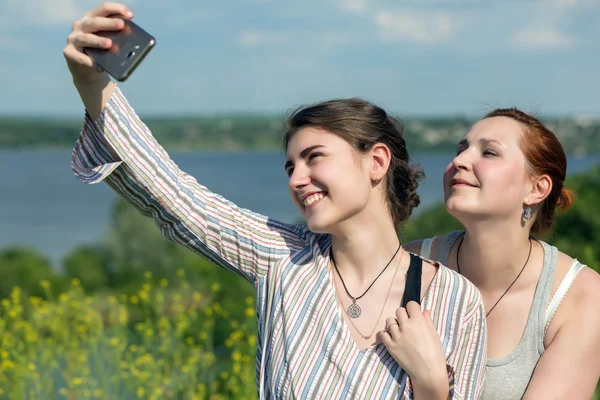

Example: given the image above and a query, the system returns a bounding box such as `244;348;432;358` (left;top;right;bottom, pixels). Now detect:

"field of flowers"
0;270;257;400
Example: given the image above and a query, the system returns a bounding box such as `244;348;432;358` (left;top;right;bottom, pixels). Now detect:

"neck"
458;218;533;290
330;206;401;284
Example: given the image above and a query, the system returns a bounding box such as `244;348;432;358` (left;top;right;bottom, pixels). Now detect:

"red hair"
484;108;576;234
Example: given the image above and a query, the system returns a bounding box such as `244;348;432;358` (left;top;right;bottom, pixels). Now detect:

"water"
1;149;599;267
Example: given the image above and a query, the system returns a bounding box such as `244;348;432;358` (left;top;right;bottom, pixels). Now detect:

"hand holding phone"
83;17;156;82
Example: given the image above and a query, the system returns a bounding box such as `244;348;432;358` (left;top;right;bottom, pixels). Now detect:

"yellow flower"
28;363;36;371
109;337;120;346
248;335;257;346
40;280;51;289
71;278;81;287
93;389;103;397
211;283;220;292
108;295;117;304
142;283;151;292
160;279;168;287
144;271;153;279
245;307;255;317
176;268;185;277
193;291;202;301
137;387;145;397
186;337;194;345
232;351;242;361
59;388;68;396
72;377;83;386
130;295;139;304
245;296;254;305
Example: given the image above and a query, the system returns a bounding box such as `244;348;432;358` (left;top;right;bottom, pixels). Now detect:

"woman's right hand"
63;2;134;85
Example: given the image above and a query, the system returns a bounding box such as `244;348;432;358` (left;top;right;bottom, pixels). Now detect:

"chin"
305;218;331;234
445;197;477;220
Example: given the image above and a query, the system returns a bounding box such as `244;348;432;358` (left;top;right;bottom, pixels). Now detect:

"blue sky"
1;0;599;117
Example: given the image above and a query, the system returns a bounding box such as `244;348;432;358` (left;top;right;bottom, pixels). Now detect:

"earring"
523;207;533;220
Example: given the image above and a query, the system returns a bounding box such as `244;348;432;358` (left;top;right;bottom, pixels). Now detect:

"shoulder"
423;257;484;322
405;230;463;262
546;250;600;345
404;234;449;256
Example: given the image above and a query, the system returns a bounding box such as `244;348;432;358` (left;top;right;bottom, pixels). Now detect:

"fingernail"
126;10;133;17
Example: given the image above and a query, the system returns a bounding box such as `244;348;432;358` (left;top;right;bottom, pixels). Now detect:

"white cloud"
337;0;368;15
512;27;572;49
374;10;456;44
508;0;594;50
3;0;135;26
239;29;291;47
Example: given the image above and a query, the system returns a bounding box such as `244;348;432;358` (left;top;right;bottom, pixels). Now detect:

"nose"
451;150;471;171
288;164;310;191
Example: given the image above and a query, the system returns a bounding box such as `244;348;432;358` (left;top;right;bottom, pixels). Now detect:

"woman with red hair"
408;108;600;399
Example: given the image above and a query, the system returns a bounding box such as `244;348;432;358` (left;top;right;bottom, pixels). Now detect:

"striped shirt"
71;85;487;399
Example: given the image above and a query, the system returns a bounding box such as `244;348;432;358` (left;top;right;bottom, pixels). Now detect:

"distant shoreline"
1;115;599;153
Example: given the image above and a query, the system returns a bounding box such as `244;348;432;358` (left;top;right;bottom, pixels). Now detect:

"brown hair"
283;98;424;227
484;108;576;234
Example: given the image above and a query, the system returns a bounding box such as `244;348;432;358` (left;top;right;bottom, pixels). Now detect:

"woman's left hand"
379;301;449;395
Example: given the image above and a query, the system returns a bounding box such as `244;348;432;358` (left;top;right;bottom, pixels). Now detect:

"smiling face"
285;126;374;233
443;116;533;222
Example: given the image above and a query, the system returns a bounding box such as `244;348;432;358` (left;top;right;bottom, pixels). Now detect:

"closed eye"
483;150;498;157
285;167;294;177
308;152;323;161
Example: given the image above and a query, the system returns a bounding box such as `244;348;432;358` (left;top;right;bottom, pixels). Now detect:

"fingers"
70;32;112;50
85;2;133;19
63;46;95;68
405;301;422;318
80;16;126;34
395;306;409;328
384;316;399;336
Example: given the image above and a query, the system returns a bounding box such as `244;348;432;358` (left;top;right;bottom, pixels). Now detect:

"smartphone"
84;18;156;82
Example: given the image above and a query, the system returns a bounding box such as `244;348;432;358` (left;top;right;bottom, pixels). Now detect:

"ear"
524;174;552;206
369;143;392;182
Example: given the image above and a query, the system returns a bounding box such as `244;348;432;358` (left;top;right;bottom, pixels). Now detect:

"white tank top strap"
544;259;586;332
419;237;435;260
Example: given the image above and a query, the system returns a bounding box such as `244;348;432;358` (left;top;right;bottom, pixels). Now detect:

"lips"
300;191;327;207
451;178;477;187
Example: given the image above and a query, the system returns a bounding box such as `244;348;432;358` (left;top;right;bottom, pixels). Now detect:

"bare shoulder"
404;234;450;258
404;239;424;254
546;251;600;345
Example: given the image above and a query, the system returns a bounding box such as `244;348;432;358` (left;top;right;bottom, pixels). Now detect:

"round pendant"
347;303;362;319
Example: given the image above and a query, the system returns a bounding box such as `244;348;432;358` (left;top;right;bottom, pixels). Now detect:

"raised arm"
64;3;308;286
522;267;600;399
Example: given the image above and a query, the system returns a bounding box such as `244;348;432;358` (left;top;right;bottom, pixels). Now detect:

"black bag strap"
401;253;423;307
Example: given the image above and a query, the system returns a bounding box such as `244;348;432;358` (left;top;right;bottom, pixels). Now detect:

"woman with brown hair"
407;108;600;399
63;3;486;398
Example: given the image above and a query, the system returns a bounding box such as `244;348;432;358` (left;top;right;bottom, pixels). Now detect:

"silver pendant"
347;301;361;319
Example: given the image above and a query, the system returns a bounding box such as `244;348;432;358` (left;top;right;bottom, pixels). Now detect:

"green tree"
0;247;65;298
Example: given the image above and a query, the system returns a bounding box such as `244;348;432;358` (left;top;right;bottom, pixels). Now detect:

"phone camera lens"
127;51;136;58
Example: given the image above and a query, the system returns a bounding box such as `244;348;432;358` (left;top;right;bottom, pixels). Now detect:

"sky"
1;0;599;117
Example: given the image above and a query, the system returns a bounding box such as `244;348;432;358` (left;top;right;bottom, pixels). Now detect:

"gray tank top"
434;231;556;400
